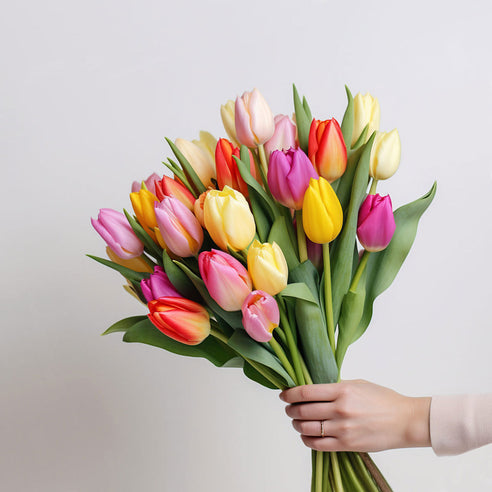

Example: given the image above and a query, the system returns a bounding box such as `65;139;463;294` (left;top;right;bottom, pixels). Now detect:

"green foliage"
86;254;149;282
101;315;148;335
293;84;313;154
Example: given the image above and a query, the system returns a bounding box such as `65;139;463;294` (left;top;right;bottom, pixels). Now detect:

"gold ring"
320;420;325;438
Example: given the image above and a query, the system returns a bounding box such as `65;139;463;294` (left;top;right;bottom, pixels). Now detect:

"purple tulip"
131;172;160;195
241;290;280;343
306;237;323;271
264;114;297;158
357;194;396;252
91;208;144;259
154;197;204;257
141;266;181;302
267;148;318;210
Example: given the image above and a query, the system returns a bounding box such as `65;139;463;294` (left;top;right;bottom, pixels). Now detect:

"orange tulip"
155;176;195;211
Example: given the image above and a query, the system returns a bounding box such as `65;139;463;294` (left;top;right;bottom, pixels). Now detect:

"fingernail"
279;391;285;401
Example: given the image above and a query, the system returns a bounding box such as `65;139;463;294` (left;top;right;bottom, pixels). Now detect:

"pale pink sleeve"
430;394;492;456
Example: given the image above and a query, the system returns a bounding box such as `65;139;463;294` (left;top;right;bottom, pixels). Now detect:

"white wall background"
2;0;491;490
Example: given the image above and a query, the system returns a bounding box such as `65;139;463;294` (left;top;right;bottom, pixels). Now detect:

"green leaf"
102;315;148;335
293;84;312;153
340;85;354;150
165;137;206;195
248;189;272;242
302;95;312;122
351;124;369;151
280;282;318;305
162;250;200;302
330;134;375;328
87;254;149;282
123;209;163;261
334;145;364;215
268;216;300;270
243;361;278;389
289;259;320;301
174;260;243;329
123;319;238;367
227;330;295;387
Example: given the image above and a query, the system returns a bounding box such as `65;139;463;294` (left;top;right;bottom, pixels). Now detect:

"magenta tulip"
91;208;144;259
264;114;297;158
141;266;181;302
357;194;396;252
267;148;319;210
131;172;160;195
154;197;204;257
241;290;280;343
198;249;252;311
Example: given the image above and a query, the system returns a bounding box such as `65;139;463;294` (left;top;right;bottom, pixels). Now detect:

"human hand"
279;379;431;452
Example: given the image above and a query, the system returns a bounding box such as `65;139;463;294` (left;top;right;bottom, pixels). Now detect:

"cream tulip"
369;129;401;180
352;93;380;147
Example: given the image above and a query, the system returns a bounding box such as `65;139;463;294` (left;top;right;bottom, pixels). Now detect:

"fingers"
292;419;337;437
301;435;341;452
279;383;340;404
285;401;334;420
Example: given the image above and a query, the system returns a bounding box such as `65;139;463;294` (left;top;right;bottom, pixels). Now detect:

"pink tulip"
91;208;144;259
267;148;319;210
131;172;160;195
235;88;275;147
154;197;203;257
198;249;252;311
141;266;181;302
264;114;297;158
357;194;396;252
241;290;280;343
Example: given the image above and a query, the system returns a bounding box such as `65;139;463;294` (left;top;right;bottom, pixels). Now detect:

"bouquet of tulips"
89;85;436;492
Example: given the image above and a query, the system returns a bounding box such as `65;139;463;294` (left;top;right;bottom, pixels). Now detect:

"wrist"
403;396;431;448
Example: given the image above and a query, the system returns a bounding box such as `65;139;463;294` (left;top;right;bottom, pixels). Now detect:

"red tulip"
155;176;195;211
147;297;210;345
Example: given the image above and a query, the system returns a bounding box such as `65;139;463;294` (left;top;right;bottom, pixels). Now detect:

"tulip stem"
369;178;378;195
322;243;336;354
330;452;344;492
350;250;370;292
277;297;305;385
315;450;323;492
140;253;157;268
210;327;287;389
299;354;314;385
269;337;298;386
295;210;308;263
258;144;269;178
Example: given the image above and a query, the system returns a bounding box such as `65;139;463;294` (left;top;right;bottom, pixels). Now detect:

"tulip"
198;249;252;311
204;186;256;251
264;114;297;158
241;290;280;343
141;266;181;302
235;88;275;147
357;194;396;252
91;208;144;259
105;246;153;273
194;190;209;228
155;175;195;210
302;177;343;244
131;172;160;195
267;148;318;210
220;100;239;146
147;296;210;345
175;137;216;188
215;138;256;197
308;118;347;183
129;188;160;240
306;239;323;272
369;129;401;180
247;240;288;296
154;197;204;257
192;131;217;165
352;92;380;147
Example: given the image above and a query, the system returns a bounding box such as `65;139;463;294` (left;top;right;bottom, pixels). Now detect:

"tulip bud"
192;131;217;165
204;186;256;251
357;194;396;252
129;188;160;240
302;177;343;244
105;247;153;273
220;100;239;146
308;118;347;183
215;138;256;197
175;137;216;188
198;249;252;311
369;129;401;180
154;197;204;257
247;240;288;296
194;190;209;228
264;114;297;158
147;297;210;345
155;175;195;211
267;148;318;210
235;88;275;147
131;172;161;195
241;290;280;343
352;92;380;147
141;266;181;302
91;208;145;259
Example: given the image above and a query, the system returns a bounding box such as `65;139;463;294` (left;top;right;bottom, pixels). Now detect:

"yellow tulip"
302;177;343;244
369;129;401;180
247;240;288;296
204;186;255;251
352;92;380;147
193;131;217;164
175;137;216;187
105;247;153;273
129;188;159;241
220;100;239;146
